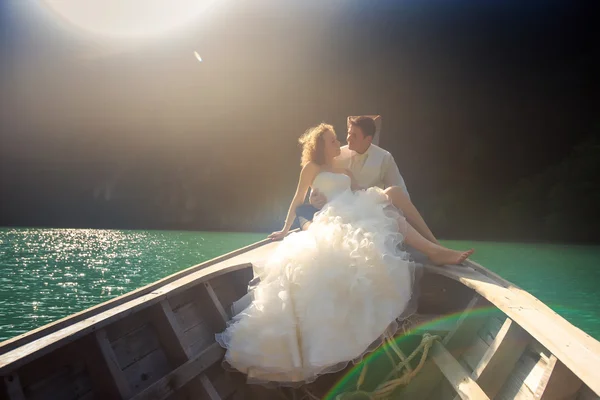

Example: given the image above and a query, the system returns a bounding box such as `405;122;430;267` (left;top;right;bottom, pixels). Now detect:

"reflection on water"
1;229;599;343
0;228;265;341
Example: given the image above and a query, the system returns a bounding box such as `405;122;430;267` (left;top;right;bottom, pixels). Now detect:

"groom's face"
347;125;371;153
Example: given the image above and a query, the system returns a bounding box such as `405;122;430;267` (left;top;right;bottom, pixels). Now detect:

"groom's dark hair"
349;116;376;138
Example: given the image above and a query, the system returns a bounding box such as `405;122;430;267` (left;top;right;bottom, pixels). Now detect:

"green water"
0;228;599;343
0;228;265;342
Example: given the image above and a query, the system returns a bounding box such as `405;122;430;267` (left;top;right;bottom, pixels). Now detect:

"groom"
295;115;438;262
296;115;410;228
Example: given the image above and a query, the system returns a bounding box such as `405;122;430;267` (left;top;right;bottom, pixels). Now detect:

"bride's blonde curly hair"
298;123;335;167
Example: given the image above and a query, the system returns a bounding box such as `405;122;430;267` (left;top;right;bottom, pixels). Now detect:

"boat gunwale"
0;258;256;374
0;235;275;356
2;238;600;398
428;260;600;396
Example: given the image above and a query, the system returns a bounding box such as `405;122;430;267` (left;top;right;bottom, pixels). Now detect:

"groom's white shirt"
334;144;410;198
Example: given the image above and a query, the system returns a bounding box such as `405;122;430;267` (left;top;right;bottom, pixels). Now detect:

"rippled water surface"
0;228;264;341
445;240;600;340
1;228;599;342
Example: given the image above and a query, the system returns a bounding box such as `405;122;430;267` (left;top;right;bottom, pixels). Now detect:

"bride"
215;123;474;385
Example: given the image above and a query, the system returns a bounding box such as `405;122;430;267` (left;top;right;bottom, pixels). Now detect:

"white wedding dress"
215;172;420;385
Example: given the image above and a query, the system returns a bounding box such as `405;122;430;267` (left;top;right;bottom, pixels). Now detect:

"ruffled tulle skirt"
215;187;421;385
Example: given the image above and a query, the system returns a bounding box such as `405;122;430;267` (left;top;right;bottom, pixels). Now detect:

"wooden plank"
578;385;600;400
16;341;82;389
111;323;161;369
417;272;478;315
0;259;254;374
461;336;489;372
210;269;252;312
427;379;457;400
151;301;190;365
524;351;550;394
455;318;530;400
95;329;132;399
230;267;255;304
424;263;600;396
430;341;490;400
535;355;583;400
203;282;229;324
0;234;279;356
106;309;152;343
130;343;224;400
78;392;95;400
24;361;87;396
407;314;456;334
168;289;202;313
2;374;25;400
199;374;221;400
441;296;491;349
154;301;216;400
80;333;128;399
478;316;505;346
473;319;530;397
495;351;540;400
174;303;206;333
27;365;92;400
182;323;213;358
123;347;171;395
209;369;239;399
400;295;490;399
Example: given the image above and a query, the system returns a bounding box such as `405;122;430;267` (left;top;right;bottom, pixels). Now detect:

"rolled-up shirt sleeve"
382;153;410;198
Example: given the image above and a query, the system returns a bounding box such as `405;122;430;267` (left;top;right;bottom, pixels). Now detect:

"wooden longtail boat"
1;236;599;400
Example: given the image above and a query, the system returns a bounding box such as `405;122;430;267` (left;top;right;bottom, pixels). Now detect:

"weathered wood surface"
130;343;224;400
2;374;25;400
407;313;456;334
400;295;490;398
2;235;600;400
95;329;133;398
0;235;278;355
0;239;279;374
494;344;550;400
578;385;600;400
203;282;229;324
199;374;222;400
430;341;490;400
425;262;600;396
535;355;583;400
454;318;530;400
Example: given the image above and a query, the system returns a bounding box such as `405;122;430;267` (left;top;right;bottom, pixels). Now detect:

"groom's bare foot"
429;247;474;266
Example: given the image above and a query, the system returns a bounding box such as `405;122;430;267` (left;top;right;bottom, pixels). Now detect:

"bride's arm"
268;163;319;240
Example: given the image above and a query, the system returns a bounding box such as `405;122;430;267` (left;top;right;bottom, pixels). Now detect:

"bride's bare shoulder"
300;162;321;178
302;162;321;172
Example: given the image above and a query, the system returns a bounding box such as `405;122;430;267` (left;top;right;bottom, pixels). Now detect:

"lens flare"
42;0;221;40
323;306;506;400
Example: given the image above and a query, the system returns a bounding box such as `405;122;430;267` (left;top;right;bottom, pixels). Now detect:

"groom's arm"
382;153;410;199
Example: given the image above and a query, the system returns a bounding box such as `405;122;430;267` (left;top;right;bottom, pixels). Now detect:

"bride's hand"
345;169;362;191
268;230;288;241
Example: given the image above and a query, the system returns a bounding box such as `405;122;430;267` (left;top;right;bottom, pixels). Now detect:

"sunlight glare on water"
0;228;264;341
1;229;599;343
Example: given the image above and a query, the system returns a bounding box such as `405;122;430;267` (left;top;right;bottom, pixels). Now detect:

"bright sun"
42;0;218;39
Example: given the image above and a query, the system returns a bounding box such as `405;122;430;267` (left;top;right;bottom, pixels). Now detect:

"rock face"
0;2;595;241
2;133;598;244
0;137;293;232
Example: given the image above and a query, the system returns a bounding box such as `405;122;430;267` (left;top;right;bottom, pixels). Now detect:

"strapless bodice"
312;172;351;201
